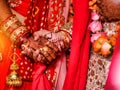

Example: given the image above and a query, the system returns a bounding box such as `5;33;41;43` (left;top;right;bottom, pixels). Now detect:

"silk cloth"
0;0;67;90
63;0;90;90
105;31;120;89
0;0;90;90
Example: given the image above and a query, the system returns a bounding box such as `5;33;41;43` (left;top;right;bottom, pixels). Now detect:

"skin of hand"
33;30;68;51
21;29;71;63
21;36;58;64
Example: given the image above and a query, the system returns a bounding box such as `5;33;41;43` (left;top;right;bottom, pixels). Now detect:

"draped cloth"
0;0;90;90
63;0;90;90
105;31;120;89
0;0;51;90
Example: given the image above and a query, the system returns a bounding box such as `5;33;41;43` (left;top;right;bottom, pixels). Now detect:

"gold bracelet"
0;15;18;32
60;22;72;36
0;15;30;46
10;25;28;43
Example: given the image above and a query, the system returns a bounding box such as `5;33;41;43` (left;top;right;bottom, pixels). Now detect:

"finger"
46;41;59;52
59;40;65;49
55;41;62;51
26;48;33;58
33;31;42;40
33;34;40;41
45;32;52;39
46;47;56;59
36;54;42;62
21;44;28;54
33;50;39;60
21;50;26;54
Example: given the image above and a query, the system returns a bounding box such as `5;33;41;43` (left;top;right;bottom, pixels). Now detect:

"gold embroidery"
35;6;39;15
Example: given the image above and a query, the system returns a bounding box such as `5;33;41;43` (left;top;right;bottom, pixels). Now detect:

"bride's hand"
33;29;71;51
21;36;59;65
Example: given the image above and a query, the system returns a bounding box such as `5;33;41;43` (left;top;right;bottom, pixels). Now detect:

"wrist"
0;14;31;47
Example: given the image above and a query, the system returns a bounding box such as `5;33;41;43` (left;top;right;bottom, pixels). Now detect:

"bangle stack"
59;22;72;50
60;22;72;36
0;14;31;46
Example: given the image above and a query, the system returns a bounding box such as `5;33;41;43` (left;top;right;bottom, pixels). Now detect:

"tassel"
6;45;22;88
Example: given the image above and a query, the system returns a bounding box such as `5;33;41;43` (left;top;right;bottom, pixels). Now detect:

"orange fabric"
0;32;32;90
0;32;11;90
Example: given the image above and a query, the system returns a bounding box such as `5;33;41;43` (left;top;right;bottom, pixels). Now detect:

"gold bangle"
8;21;22;34
60;22;72;35
10;25;28;43
0;15;19;32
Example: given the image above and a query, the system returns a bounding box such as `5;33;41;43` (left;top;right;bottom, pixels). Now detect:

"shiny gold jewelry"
60;22;72;35
0;15;30;46
8;21;22;34
0;15;18;32
41;55;49;64
6;46;22;87
10;25;28;43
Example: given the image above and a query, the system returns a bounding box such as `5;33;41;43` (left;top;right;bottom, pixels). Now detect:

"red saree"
0;0;90;90
0;0;51;90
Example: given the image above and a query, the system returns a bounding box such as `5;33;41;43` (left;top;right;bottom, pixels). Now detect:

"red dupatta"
63;0;90;90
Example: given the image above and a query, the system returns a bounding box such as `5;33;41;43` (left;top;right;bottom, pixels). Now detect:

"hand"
33;30;71;51
21;29;71;65
33;29;51;40
21;36;59;65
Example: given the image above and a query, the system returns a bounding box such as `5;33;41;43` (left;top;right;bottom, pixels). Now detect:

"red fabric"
0;0;51;90
12;0;30;16
105;30;120;89
24;0;49;32
7;0;90;90
32;63;52;90
48;0;65;31
63;0;90;90
0;33;11;90
0;33;32;90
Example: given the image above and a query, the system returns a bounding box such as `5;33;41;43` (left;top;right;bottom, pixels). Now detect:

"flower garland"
89;0;120;57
